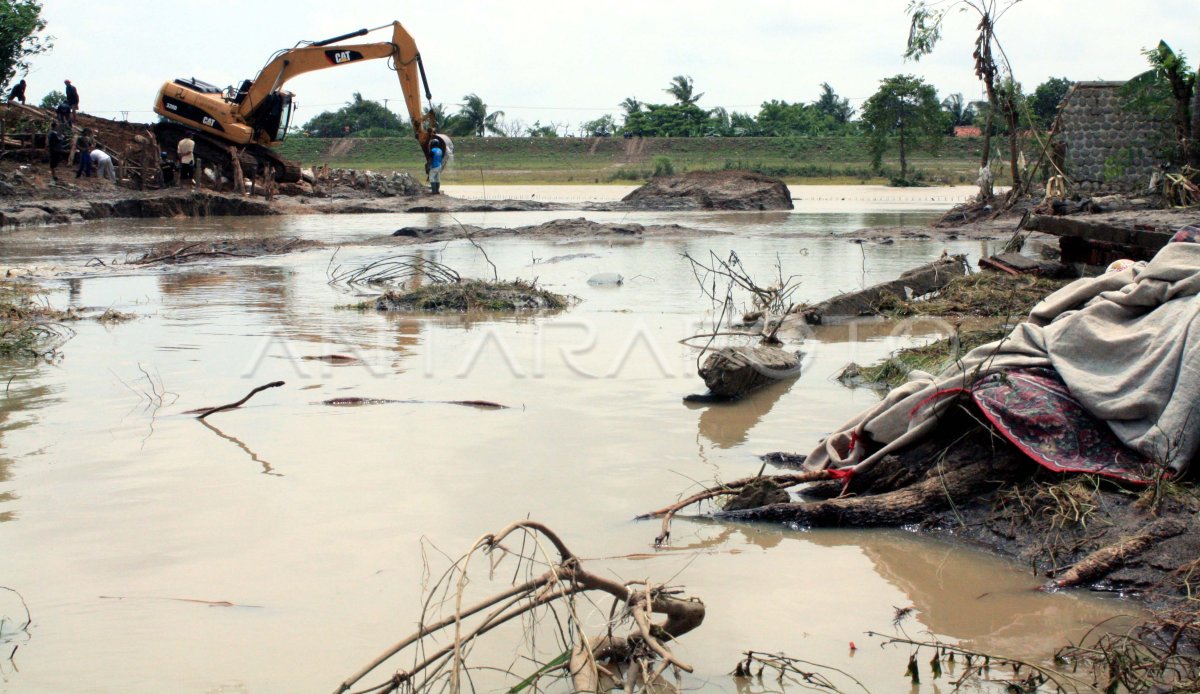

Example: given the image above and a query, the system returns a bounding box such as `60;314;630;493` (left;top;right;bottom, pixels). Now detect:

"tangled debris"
333;521;705;694
0;281;137;357
873;271;1074;319
374;279;571;312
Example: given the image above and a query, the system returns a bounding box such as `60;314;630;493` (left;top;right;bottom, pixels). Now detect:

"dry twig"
188;381;285;420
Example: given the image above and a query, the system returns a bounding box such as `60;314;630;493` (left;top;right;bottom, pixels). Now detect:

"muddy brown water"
0;189;1136;692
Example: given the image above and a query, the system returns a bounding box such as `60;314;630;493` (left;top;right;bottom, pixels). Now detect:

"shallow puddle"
0;191;1135;692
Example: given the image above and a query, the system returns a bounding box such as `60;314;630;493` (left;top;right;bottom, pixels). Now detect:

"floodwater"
0;187;1136;693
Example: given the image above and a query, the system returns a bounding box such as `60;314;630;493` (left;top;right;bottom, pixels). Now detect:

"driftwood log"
698;345;801;399
797;255;967;324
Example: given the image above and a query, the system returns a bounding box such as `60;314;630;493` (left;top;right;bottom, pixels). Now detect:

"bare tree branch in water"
328;254;461;288
333;521;705;694
682;250;802;365
187;381;285;420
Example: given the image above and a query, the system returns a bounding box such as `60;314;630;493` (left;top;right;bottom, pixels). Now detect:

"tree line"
298;73;1072;142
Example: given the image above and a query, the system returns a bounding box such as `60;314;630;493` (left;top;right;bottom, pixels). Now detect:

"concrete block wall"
1057;81;1172;194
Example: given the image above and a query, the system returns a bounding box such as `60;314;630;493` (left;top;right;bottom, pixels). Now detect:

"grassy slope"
277;135;993;185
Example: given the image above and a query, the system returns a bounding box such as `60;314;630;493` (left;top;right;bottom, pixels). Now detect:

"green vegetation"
301;91;405;137
840;328;1008;390
861;75;946;183
840;271;1075;390
0;0;50;92
873;272;1072;318
277;134;991;185
1121;40;1199;167
38;87;61;108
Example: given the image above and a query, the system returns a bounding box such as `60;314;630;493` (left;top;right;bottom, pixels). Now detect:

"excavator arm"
237;21;437;157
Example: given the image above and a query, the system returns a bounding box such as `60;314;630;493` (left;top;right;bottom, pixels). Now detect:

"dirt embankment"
612;170;794;211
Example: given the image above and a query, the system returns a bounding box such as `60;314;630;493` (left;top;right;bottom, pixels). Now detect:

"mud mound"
621;170;793;211
387;217;716;242
132;236;322;264
374;280;570;312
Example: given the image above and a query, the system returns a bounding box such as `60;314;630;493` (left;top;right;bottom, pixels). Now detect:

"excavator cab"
252;91;296;143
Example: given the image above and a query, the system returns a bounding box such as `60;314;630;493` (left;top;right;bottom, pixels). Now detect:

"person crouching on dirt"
55;100;71;127
91;148;115;181
47;122;68;181
6;79;26;104
428;139;444;194
75;128;95;178
177;134;196;187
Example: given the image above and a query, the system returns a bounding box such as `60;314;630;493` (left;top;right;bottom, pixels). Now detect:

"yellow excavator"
152;21;438;184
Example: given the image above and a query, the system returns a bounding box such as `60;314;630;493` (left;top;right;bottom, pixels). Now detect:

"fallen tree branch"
188;381;285;420
320;397;507;409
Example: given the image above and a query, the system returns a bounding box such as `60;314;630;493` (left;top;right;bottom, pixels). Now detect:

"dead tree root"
1047;519;1188;590
717;456;1021;526
637;470;834;546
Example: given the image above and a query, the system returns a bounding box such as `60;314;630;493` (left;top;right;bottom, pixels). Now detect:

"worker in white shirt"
177;133;196;186
90;148;116;181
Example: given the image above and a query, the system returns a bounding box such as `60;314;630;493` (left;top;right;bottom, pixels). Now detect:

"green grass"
277;135;1000;185
873;273;1073;319
839;327;1009;390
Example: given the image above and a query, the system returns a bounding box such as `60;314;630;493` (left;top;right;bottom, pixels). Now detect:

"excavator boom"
239;22;436;153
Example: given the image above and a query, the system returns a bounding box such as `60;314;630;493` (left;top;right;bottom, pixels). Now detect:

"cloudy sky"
22;0;1200;132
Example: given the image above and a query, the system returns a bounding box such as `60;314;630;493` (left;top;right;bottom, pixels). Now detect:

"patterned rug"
971;367;1160;484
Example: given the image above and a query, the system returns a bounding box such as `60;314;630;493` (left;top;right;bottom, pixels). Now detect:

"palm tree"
814;83;854;123
664;75;703;106
456;93;505;136
941;93;976;128
620;97;642;116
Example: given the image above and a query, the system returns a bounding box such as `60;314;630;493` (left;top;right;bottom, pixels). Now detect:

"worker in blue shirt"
428;139;444;194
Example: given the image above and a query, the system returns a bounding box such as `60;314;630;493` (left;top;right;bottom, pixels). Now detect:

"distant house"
953;125;982;138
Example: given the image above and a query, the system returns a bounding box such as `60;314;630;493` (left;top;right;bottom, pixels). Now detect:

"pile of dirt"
0;191;277;229
311;168;422;199
620;170;793;211
373;279;571;312
387;217;720;242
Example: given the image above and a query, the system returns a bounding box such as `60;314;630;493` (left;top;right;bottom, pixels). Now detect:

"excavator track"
153;122;301;186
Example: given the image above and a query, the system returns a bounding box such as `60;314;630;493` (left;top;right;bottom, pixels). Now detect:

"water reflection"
720;525;1139;660
200;420;282;477
688;377;798;449
0;371;60;524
